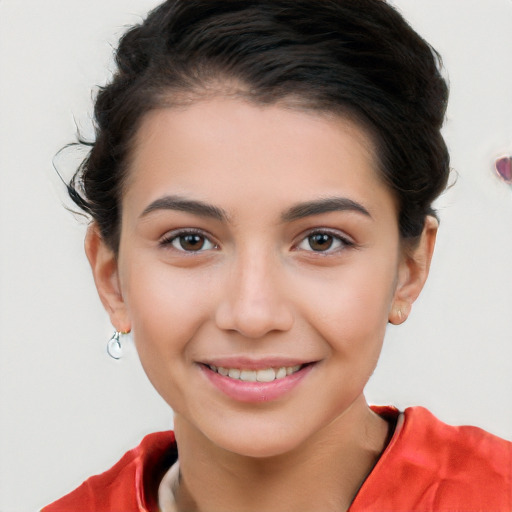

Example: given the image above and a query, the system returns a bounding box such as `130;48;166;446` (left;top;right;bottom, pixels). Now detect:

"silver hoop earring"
107;331;125;360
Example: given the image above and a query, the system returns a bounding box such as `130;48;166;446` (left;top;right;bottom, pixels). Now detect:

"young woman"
43;1;511;510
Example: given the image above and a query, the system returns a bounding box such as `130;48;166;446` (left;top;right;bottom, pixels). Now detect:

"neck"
172;398;390;512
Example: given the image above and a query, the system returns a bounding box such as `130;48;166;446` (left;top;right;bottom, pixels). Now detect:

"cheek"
121;262;219;412
295;259;397;353
122;260;216;356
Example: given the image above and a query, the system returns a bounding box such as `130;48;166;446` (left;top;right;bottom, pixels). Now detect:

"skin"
86;97;437;511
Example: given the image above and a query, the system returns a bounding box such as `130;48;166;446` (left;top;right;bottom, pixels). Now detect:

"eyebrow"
140;195;370;223
281;197;371;222
140;195;229;222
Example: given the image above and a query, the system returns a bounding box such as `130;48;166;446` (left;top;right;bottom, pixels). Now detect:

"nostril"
214;300;294;338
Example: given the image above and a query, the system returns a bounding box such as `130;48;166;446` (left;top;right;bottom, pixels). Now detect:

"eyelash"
159;228;354;255
295;229;355;254
159;229;218;253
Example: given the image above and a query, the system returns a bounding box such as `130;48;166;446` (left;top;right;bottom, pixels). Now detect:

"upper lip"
199;357;317;370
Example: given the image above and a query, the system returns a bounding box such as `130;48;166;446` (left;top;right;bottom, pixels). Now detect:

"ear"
389;216;438;325
85;224;131;332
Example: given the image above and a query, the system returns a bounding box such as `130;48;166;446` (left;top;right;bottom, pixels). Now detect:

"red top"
42;406;512;511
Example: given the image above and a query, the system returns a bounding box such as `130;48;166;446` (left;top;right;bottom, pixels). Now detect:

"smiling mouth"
206;364;305;382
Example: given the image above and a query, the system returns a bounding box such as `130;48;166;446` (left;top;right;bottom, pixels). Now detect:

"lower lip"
200;364;315;403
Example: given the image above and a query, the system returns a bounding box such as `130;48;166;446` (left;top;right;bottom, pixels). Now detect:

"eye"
161;231;217;252
296;231;353;253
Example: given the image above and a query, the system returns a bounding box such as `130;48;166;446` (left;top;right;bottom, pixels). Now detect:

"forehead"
124;97;395;221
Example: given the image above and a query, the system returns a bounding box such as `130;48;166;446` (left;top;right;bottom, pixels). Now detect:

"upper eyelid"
293;229;356;254
160;227;213;238
297;227;354;243
158;227;354;249
160;228;218;247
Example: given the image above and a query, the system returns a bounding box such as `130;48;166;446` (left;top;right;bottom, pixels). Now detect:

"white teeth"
287;365;300;375
256;368;276;382
208;364;303;381
276;367;287;379
228;368;241;379
240;370;257;382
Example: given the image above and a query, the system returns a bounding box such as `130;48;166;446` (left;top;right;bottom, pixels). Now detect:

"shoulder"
353;406;512;511
398;406;511;489
400;406;511;467
41;431;177;512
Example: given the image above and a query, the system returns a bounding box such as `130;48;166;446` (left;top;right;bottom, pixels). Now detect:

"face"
89;97;433;458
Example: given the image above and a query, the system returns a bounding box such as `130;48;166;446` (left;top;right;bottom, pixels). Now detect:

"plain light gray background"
1;1;511;510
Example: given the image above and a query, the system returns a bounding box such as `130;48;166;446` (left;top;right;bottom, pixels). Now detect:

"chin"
206;421;311;459
223;438;301;459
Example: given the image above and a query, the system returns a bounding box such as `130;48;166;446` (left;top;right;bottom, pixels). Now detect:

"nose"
215;251;294;339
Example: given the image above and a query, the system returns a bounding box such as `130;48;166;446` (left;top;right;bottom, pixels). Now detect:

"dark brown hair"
69;0;449;251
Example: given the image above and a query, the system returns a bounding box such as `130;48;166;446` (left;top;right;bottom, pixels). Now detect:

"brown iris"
179;234;207;251
308;233;334;251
